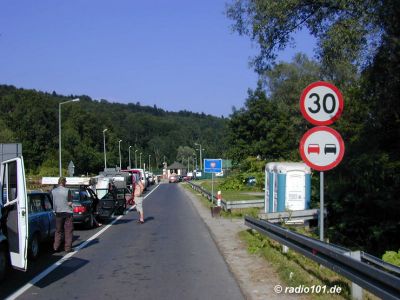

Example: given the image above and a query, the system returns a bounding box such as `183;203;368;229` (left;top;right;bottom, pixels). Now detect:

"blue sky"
0;0;315;117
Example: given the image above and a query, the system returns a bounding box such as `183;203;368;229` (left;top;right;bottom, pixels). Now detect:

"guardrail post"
345;250;363;300
282;245;289;254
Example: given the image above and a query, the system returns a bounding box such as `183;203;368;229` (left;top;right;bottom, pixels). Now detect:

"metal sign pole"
211;172;214;205
320;171;324;241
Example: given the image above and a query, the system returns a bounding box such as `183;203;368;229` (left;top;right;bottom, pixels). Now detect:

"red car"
169;174;179;183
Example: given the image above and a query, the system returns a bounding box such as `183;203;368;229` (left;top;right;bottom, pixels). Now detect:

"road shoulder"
180;184;307;300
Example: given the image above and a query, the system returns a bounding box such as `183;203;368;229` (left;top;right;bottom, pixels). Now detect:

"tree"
226;0;383;81
176;146;196;165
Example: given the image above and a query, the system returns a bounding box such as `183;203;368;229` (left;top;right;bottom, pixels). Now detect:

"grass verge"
182;182;260;219
239;229;350;300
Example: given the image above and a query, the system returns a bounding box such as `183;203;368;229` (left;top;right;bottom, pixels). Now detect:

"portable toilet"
265;162;311;212
264;162;277;213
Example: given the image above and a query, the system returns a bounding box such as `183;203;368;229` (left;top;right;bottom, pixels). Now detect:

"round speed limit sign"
300;81;344;125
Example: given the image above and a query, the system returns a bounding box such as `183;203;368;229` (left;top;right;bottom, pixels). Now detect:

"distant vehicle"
27;191;56;259
307;144;320;154
70;187;98;229
324;144;337;154
244;176;257;186
169;173;179;183
146;172;154;185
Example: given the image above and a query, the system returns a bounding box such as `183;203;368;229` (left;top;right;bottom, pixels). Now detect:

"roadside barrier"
187;181;264;211
244;216;400;300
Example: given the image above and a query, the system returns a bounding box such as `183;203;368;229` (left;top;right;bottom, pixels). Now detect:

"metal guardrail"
187;181;264;210
245;216;400;300
258;209;322;223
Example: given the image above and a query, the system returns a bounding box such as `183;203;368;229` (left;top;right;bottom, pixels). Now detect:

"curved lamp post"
118;140;123;169
103;129;108;170
59;98;80;177
128;145;132;169
135;149;138;168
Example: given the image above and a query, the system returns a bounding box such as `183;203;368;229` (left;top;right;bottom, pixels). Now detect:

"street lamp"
195;143;204;171
103;128;108;170
128;145;132;169
139;152;142;169
135;149;138;168
118;140;122;169
149;154;151;172
59;98;80;177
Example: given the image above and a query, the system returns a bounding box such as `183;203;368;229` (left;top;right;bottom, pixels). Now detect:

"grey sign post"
68;161;75;177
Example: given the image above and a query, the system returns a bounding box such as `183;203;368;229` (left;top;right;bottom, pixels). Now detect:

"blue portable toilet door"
285;171;306;211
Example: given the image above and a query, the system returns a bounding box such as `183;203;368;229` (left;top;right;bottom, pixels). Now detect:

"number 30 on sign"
300;81;344;126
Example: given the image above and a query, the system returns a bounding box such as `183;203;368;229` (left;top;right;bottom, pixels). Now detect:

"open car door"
1;157;28;271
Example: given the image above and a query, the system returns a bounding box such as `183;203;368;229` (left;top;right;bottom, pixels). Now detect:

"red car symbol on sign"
308;144;320;154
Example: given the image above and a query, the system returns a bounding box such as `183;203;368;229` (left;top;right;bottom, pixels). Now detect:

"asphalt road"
2;183;244;300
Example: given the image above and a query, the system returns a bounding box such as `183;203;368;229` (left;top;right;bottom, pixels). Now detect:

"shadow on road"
35;257;89;288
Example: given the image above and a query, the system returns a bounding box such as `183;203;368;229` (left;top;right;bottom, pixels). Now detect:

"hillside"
0;84;228;175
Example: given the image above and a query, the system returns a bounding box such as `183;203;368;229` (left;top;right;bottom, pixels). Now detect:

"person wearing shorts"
136;180;144;223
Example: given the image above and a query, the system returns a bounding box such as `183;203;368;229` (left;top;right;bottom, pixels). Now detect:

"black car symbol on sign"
324;144;337;154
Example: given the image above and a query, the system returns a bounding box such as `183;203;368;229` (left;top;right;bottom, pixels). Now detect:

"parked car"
70;186;98;229
27;191;56;259
244;176;257;186
169;173;179;183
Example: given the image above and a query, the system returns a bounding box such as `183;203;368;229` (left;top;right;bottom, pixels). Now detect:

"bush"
382;250;400;267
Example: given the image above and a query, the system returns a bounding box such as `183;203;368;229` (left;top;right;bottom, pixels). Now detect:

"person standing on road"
52;177;74;252
135;179;145;224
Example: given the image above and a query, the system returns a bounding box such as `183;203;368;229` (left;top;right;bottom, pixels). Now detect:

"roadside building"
167;162;187;177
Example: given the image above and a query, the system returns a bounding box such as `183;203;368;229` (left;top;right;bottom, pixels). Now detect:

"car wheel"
0;244;8;282
85;213;94;229
29;233;40;260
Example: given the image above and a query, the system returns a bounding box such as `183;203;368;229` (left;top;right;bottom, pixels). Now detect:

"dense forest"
226;0;400;256
0;84;228;175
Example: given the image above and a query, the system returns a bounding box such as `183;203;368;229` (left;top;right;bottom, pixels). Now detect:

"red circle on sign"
299;126;345;171
300;81;344;126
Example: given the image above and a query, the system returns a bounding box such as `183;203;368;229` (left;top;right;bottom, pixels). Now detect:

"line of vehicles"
0;156;157;281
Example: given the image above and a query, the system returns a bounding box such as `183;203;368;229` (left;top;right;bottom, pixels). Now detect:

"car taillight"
73;206;86;213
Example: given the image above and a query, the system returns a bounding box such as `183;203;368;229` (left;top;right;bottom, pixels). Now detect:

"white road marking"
6;184;161;300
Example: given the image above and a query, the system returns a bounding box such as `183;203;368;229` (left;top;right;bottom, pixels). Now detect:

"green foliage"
225;1;400;256
382;250;400;267
226;0;383;76
0;85;227;175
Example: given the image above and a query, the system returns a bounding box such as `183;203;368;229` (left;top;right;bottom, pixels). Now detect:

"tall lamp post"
149;155;151;172
118;140;122;169
195;143;204;171
128;145;132;168
135;150;138;168
59;98;80;177
103;128;108;170
139;152;142;169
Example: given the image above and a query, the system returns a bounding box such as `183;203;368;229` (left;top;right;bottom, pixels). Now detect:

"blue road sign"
204;159;222;173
